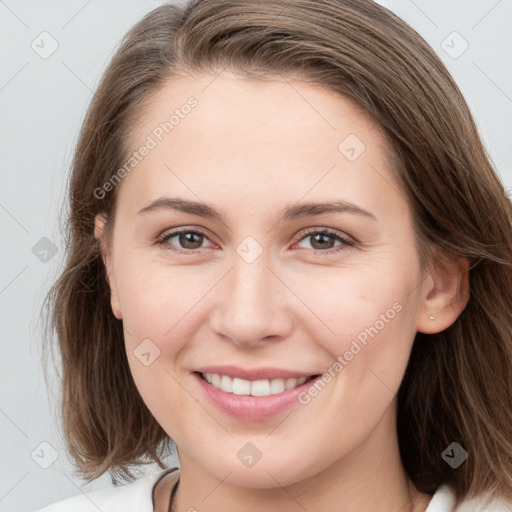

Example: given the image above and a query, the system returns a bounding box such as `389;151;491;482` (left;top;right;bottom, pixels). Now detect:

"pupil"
312;233;333;249
181;232;202;249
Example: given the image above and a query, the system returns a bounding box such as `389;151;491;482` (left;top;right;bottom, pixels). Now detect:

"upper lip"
195;365;319;381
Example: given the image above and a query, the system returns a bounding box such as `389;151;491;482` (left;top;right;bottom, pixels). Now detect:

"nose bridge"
210;246;292;346
233;251;272;308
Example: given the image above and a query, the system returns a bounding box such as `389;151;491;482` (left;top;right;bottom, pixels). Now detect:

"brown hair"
42;0;512;504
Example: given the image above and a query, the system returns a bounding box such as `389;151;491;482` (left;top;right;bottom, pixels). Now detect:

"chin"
201;449;318;489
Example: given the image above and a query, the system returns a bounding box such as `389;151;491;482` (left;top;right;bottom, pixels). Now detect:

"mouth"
196;371;320;397
193;368;322;421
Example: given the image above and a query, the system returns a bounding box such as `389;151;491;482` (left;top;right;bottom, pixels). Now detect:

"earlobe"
416;253;470;334
94;213;123;320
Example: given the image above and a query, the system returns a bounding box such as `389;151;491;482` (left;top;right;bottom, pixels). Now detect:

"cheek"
291;284;417;471
117;256;210;342
297;260;416;345
112;256;182;367
293;261;419;406
117;259;221;419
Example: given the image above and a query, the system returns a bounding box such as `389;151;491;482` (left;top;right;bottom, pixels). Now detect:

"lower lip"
193;372;321;421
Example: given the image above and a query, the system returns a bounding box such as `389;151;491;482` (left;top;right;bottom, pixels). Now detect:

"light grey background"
0;0;510;510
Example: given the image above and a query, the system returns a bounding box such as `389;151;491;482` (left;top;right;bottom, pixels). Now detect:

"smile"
201;372;313;397
193;367;322;421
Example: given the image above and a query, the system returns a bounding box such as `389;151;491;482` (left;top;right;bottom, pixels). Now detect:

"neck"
170;404;432;512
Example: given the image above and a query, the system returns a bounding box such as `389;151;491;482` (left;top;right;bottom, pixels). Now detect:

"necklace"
167;477;180;512
165;475;428;511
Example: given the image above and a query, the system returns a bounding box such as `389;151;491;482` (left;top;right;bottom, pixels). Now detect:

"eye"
294;228;355;253
156;227;355;255
156;228;215;253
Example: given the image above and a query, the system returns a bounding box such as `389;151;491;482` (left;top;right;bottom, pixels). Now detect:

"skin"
95;70;469;512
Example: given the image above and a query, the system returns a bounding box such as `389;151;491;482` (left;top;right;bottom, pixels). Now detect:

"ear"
94;213;122;320
416;249;470;334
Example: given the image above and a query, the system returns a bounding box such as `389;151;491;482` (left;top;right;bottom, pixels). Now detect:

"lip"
195;365;316;381
193;371;321;422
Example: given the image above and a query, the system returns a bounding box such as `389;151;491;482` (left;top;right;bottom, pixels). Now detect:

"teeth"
220;375;233;393
270;378;285;394
232;377;251;395
202;373;309;396
251;379;270;396
285;378;298;390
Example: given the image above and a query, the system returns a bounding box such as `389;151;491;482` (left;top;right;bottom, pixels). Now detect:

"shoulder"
34;468;178;512
426;483;512;512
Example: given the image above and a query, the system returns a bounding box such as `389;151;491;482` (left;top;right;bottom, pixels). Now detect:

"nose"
208;252;294;348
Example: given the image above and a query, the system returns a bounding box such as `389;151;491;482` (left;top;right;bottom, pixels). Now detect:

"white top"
34;469;512;512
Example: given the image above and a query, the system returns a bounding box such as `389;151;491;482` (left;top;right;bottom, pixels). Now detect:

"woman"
37;0;512;511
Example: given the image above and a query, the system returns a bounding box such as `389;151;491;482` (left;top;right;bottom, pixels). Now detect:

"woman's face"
97;70;454;487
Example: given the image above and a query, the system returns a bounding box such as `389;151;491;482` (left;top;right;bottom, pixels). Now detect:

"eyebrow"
137;197;377;222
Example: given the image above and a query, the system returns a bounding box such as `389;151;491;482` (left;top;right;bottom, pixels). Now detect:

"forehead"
119;70;406;219
130;69;387;153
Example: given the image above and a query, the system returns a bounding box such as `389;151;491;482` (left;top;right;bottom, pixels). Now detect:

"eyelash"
155;227;355;255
